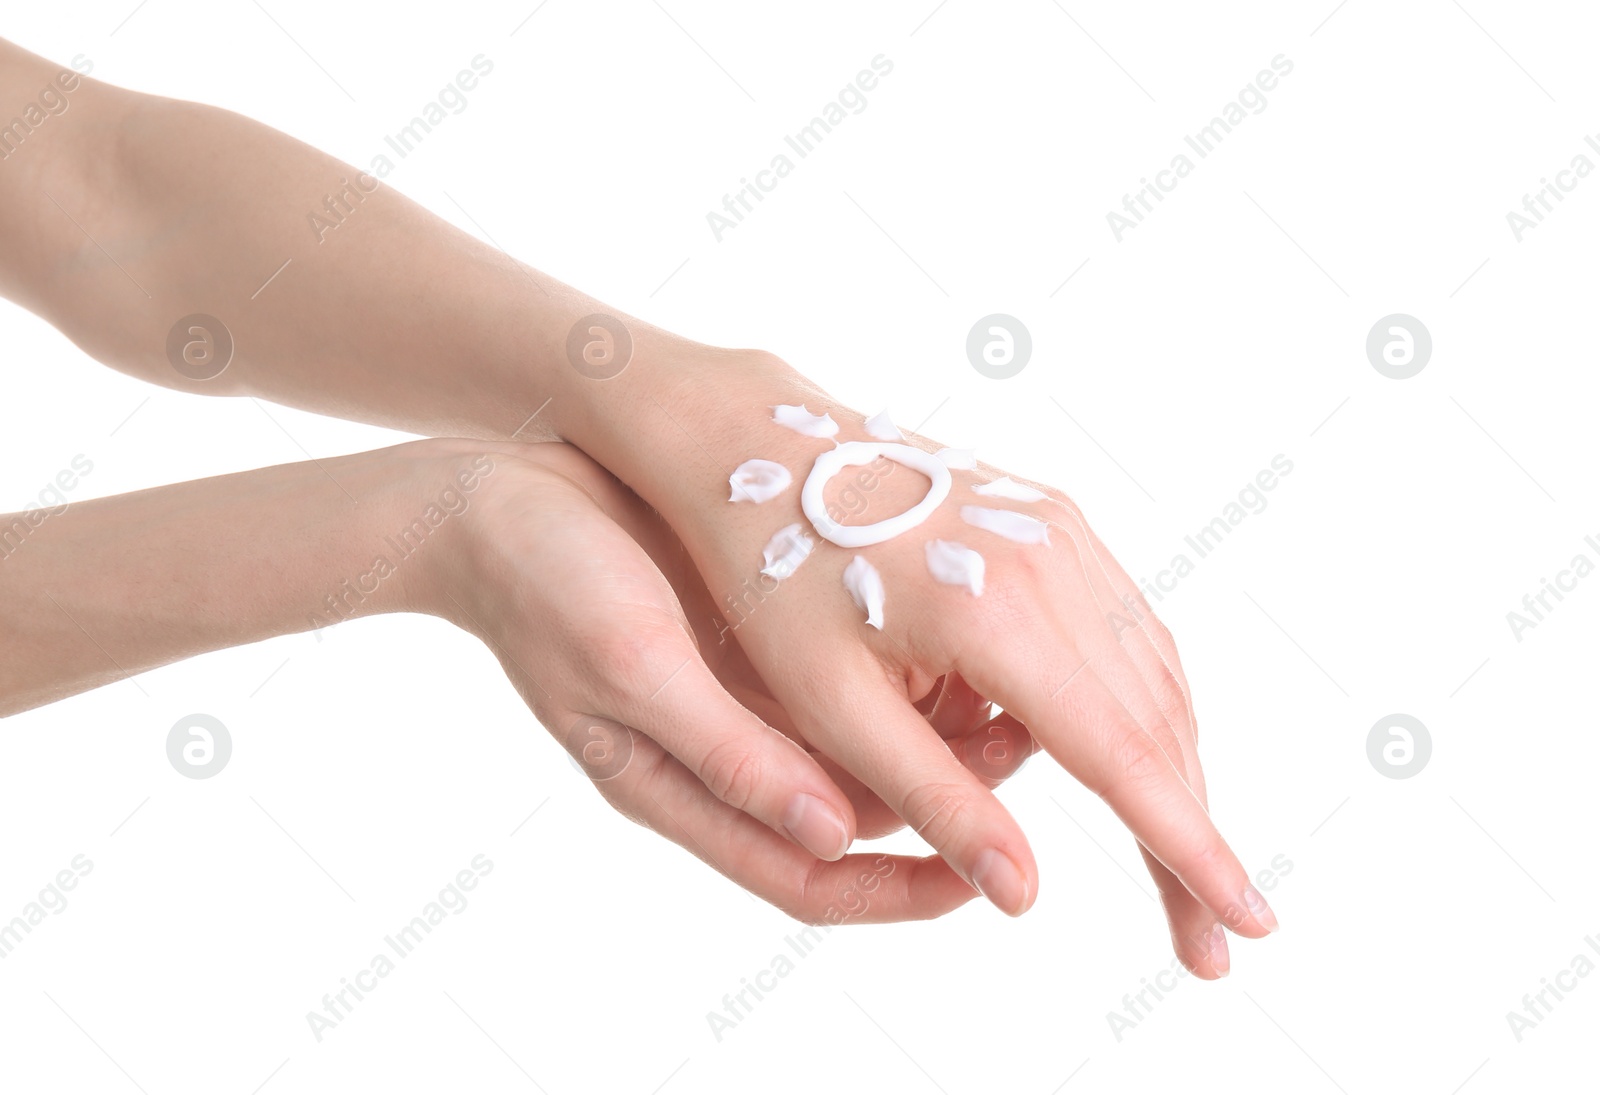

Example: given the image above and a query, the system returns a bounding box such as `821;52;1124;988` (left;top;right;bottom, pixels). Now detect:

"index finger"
969;642;1278;937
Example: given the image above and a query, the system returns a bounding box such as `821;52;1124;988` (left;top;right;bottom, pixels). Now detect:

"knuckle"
900;780;977;852
1001;540;1052;586
699;738;766;813
1108;729;1172;792
781;858;881;926
590;738;666;826
587;622;683;706
1185;837;1227;878
589;631;657;697
965;578;1035;646
1183;841;1239;912
780;859;833;925
736;348;790;374
1141;609;1176;648
1044;487;1087;525
1151;673;1190;728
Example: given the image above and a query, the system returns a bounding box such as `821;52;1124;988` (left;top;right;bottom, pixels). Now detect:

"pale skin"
0;437;1003;922
0;39;1275;974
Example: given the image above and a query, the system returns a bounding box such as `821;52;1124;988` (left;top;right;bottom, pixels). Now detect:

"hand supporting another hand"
0;435;1032;924
440;441;1044;924
0;41;1271;970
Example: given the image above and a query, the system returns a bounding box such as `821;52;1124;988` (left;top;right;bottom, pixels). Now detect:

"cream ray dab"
842;555;886;629
972;476;1047;503
771;403;839;438
960;504;1051;545
728;458;791;503
863;409;903;441
925;539;985;596
760;523;814;580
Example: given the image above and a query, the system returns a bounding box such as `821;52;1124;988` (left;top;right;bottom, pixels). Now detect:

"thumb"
606;647;858;862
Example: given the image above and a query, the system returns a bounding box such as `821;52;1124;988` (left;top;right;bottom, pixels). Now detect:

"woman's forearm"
0;41;714;447
0;40;1273;951
0;39;834;534
0;439;488;716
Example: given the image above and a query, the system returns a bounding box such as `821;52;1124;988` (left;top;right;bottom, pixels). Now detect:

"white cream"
925;540;984;596
772;404;839;439
728;458;791;503
936;447;977;470
863;409;903;441
842;555;886;629
760;523;815;579
972;476;1047;503
801;441;952;549
960;504;1051;545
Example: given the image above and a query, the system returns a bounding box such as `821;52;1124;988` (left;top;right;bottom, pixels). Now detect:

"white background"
2;1;1596;1092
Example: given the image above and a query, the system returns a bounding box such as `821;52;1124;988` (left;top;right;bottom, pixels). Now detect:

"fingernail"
783;793;849;861
971;849;1029;916
1209;923;1231;977
1243;885;1279;933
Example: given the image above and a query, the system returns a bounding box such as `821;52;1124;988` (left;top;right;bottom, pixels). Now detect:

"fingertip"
1248;884;1281;933
782;791;851;861
1175;921;1229;979
971;848;1034;917
1218;884;1279;938
1207;923;1231;976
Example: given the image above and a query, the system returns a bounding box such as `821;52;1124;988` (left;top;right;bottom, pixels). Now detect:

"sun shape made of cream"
725;405;1052;629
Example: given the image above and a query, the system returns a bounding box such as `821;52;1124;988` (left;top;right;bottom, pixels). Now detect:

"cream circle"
801;441;952;548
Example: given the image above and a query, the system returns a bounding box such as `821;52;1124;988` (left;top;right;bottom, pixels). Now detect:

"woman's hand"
0;43;1260;964
0;429;1025;924
563;349;1270;977
431;441;1033;924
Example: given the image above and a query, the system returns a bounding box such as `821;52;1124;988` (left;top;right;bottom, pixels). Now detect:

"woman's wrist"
548;334;833;518
309;439;506;626
0;439;479;714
